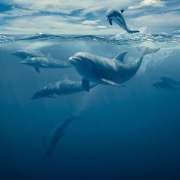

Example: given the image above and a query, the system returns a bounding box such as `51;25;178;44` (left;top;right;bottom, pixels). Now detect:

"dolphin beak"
68;56;75;64
68;56;82;65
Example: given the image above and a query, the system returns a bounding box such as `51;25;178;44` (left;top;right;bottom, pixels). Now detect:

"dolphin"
160;75;180;86
106;8;139;34
152;81;179;91
20;56;71;73
43;115;81;160
31;80;97;99
12;50;44;60
68;47;160;91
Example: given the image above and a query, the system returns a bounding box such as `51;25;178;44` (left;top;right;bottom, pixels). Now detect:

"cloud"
97;26;107;29
1;0;134;15
0;0;179;34
129;12;180;32
82;20;100;25
128;0;165;10
0;14;120;35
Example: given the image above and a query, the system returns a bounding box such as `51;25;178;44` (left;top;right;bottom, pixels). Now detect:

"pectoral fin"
82;78;90;92
35;67;40;73
101;78;125;87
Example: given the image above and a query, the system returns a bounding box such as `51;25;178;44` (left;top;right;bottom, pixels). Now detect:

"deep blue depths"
0;36;180;180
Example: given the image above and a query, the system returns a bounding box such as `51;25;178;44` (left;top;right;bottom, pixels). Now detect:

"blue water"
0;32;180;180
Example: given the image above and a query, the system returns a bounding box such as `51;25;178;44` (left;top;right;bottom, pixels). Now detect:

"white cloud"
0;0;178;34
97;26;107;29
129;0;165;10
82;20;100;25
2;0;134;15
0;15;119;35
129;12;180;32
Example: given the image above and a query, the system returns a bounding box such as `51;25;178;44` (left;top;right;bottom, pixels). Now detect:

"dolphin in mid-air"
43;115;81;160
160;75;180;86
106;8;139;34
68;47;160;91
19;56;71;72
31;80;97;99
152;81;179;91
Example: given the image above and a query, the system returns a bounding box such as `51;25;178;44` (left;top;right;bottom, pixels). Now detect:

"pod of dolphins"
11;8;178;160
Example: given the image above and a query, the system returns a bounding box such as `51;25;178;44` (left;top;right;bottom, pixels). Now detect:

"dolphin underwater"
68;47;160;91
43;115;81;160
152;81;179;91
160;75;180;86
31;80;97;99
19;56;71;73
12;50;44;60
106;8;139;34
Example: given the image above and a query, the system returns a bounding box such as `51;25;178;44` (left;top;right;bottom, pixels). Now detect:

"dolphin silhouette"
160;75;180;86
43;115;81;160
152;81;179;91
106;8;139;33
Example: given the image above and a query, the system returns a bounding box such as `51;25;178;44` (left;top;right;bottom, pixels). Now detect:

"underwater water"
0;32;180;180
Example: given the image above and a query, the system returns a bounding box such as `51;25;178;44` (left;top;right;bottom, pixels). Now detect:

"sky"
0;0;179;34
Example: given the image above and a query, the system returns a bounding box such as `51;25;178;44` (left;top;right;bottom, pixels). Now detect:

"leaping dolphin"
68;47;160;91
20;56;71;73
106;8;139;34
43;115;81;160
31;80;97;100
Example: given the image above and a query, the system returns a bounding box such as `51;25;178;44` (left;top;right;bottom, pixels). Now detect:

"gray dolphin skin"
68;47;160;91
19;56;71;73
12;50;44;59
160;75;180;86
152;81;179;90
43;115;81;160
106;8;139;34
31;80;97;99
12;50;71;72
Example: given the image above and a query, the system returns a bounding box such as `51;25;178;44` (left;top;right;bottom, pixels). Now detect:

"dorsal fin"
114;52;127;63
121;9;124;13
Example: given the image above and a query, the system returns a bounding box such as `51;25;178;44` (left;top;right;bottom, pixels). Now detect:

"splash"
135;41;173;74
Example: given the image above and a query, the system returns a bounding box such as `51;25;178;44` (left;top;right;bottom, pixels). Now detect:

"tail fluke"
137;47;160;56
